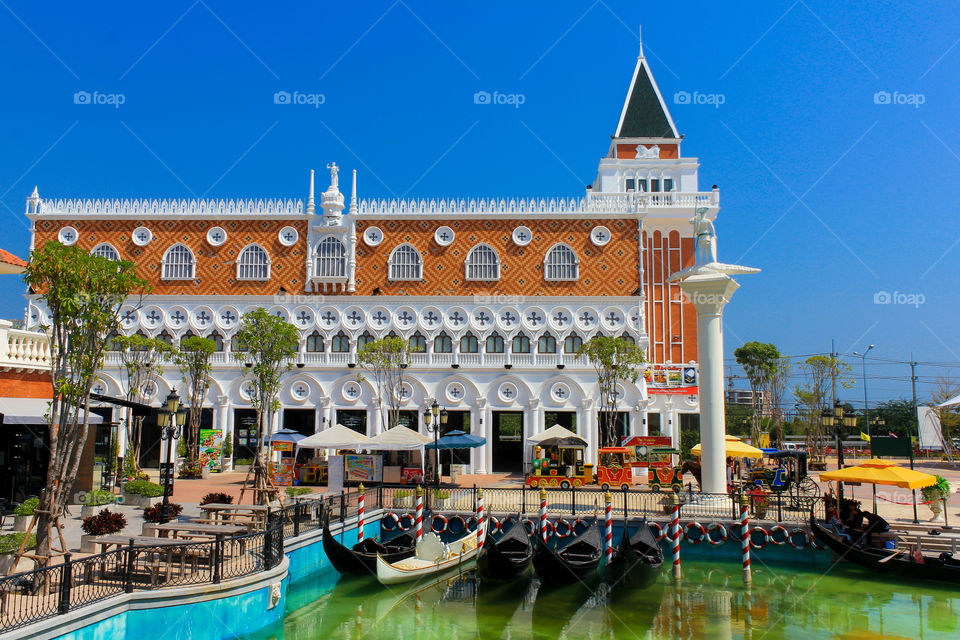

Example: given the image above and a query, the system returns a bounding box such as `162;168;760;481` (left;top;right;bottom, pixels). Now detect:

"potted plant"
200;492;234;506
122;479;164;507
392;489;414;509
234;457;253;473
12;498;38;531
141;502;183;535
80;509;127;552
747;486;771;520
0;532;36;574
922;475;952;522
431;489;450;511
221;437;233;472
80;489;118;519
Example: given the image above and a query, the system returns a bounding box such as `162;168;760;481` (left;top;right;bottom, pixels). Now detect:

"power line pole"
910;355;919;523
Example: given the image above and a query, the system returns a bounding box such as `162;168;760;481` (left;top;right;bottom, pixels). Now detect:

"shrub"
81;509;127;535
82;490;117;506
394;489;412;498
179;463;202;479
285;487;312;498
123;479;164;498
13;497;39;517
431;489;450;500
200;492;234;506
0;532;37;555
234;457;253;466
143;502;183;522
921;475;951;501
746;486;771;510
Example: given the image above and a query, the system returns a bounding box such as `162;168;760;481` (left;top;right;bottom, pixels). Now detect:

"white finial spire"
30;186;38;198
349;169;357;215
307;170;315;214
638;23;644;59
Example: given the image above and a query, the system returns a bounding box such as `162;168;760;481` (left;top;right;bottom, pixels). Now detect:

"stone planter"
122;493;151;508
392;495;414;510
201;467;212;479
0;556;16;574
141;523;158;536
235;464;250;474
12;515;31;532
432;498;450;512
80;534;98;554
80;505;99;520
927;494;947;522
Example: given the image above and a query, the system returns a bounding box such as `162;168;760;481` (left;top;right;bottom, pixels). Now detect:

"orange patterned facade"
32;218;308;296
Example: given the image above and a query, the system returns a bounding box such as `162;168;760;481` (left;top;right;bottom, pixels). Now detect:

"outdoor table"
199;504;269;530
153;522;246;540
90;535;188;585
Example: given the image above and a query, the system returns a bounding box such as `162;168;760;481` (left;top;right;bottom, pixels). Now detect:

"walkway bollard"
943;496;952;530
539;487;548;542
357;483;365;542
604;491;613;567
415;485;424;543
670;492;681;581
741;495;752;584
477;488;485;550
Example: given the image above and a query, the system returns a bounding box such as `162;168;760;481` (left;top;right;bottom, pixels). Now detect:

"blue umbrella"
424;430;486;450
266;428;308;444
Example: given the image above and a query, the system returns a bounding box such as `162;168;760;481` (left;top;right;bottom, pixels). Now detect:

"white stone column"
580;398;595;465
663;400;677;448
473;397;488;474
678;272;743;494
371;396;383;436
636;399;649;437
524;399;539;469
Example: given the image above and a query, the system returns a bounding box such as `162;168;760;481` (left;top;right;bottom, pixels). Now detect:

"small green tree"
233;308;299;502
174;336;216;475
23;242;147;566
114;333;174;475
733;342;781;446
357;336;414;432
767;358;791;448
794;355;853;462
577;336;645;447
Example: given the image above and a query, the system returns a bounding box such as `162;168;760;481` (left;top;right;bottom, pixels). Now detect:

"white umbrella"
526;424;588;446
938;394;960;408
366;427;433;451
297;423;371;450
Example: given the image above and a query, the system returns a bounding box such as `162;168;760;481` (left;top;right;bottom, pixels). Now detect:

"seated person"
860;509;890;546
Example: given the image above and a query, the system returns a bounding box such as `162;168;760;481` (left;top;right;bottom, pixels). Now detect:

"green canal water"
247;559;959;640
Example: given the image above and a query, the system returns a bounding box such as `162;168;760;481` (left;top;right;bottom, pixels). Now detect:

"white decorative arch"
236;243;271;281
543;242;579;281
161;243;196;280
464;243;501;281
388;243;422;281
90;242;120;261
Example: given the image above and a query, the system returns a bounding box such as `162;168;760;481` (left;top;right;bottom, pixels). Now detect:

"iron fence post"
265;511;274;567
571;485;576;516
293;502;301;538
340;490;346;524
522;483;527;514
124;538;135;593
623;486;628;520
777;491;783;523
213;534;223;584
58;553;72;614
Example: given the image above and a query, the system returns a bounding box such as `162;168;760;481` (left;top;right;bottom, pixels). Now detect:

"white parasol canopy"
938;394;960;408
526;424;588;446
366;427;433;451
297;424;371;450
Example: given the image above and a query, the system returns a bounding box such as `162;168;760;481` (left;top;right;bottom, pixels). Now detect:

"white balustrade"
0;321;51;370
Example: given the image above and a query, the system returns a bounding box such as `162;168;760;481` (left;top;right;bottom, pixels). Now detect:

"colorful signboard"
345;454;383;483
198;429;223;472
621;435;674;468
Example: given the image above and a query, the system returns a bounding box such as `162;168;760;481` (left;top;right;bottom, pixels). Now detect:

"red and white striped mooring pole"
604;491;613;566
539;487;548;541
415;485;424;543
476;488;485;550
670;491;682;581
741;495;752;584
357;483;365;542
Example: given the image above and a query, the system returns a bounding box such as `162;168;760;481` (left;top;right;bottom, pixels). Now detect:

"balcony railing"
0;320;51;370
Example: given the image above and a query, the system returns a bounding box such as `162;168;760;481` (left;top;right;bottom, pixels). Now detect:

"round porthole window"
207;226;227;246
434;226;455;247
132;227;153;247
512;226;532;247
279;226;299;247
363;226;383;247
590;225;611;247
58;226;78;246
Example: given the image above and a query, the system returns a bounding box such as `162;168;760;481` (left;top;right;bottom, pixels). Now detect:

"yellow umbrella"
819;460;936;490
691;435;763;459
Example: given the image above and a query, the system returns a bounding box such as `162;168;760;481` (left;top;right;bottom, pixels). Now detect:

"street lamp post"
423;401;448;489
157;389;187;525
820;400;859;503
853;345;875;438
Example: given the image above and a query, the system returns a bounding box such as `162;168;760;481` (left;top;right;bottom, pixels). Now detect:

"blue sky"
1;1;958;406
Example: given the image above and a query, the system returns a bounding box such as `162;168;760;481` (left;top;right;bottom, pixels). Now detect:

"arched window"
434;332;452;353
409;332;427;353
544;243;579;281
388;244;422;281
564;333;583;353
619;332;636;346
230;334;247;352
357;331;375;349
179;330;196;349
332;331;350;353
465;243;501;281
207;331;224;352
538;333;557;353
157;330;173;346
237;244;270;281
315;236;346;278
512;332;530;354
106;330;121;351
460;332;479;353
306;331;324;352
161;243;195;280
485;332;504;353
91;243;119;261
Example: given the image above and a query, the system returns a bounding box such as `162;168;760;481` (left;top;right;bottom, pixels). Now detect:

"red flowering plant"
143;502;183;523
81;509;127;535
746;485;771;517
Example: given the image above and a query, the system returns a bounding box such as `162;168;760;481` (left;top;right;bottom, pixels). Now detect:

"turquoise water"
245;555;960;640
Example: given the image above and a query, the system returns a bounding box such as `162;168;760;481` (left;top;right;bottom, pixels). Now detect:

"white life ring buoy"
649;521;664;542
769;525;789;546
749;526;770;549
572;518;589;536
466;516;479;532
540;520;555;538
487;516;501;533
397;513;415;531
684;521;707;544
789;528;811;550
554;518;573;538
448;515;467;535
382;512;399;531
522;518;537;535
706;522;727;546
431;514;448;534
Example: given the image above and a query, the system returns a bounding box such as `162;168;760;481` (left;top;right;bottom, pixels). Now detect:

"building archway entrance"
492;411;523;473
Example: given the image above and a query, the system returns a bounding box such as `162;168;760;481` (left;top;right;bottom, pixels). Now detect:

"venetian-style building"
22;44;714;474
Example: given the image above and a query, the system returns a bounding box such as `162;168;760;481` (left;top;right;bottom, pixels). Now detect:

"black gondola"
810;515;960;584
322;524;416;576
477;516;534;580
606;518;663;589
532;519;602;582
